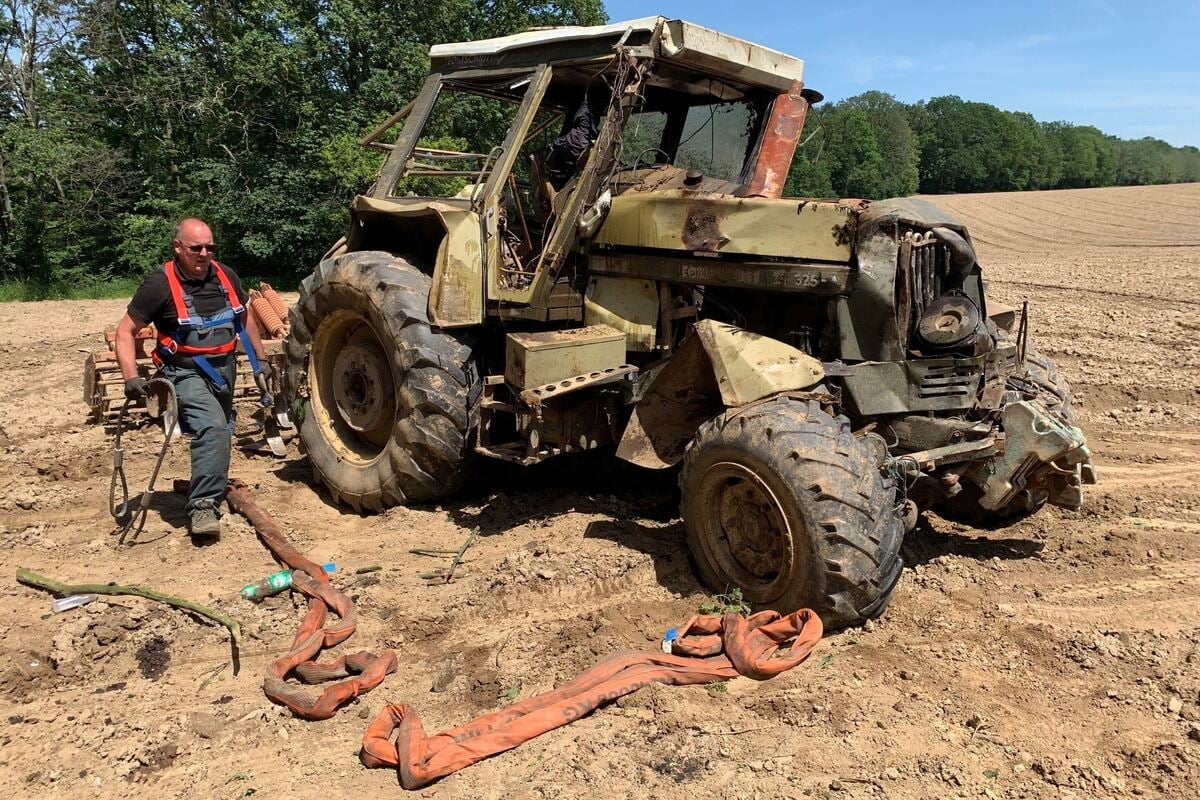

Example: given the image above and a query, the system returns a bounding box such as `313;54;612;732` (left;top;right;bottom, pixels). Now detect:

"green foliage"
783;91;1195;200
1047;123;1116;188
0;0;605;292
0;277;141;302
784;151;834;198
698;587;752;616
786;92;919;199
910;96;1052;193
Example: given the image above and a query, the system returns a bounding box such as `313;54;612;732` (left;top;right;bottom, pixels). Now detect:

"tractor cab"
344;17;817;327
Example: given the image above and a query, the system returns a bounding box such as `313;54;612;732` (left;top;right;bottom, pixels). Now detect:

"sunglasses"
181;243;217;254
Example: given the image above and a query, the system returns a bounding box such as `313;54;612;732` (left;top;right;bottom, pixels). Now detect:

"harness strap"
151;349;232;387
156;259;260;385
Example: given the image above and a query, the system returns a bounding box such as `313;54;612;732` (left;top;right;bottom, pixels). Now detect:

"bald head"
175;218;212;242
173;218;216;279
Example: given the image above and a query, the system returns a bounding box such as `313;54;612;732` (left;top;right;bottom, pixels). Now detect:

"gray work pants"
160;359;236;514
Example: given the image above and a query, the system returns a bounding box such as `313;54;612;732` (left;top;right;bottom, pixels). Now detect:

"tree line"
0;0;605;294
786;91;1200;199
2;3;1197;294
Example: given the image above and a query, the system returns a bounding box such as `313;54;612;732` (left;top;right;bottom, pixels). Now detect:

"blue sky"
603;1;1200;147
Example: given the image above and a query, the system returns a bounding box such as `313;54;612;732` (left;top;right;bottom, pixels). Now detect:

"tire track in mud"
1015;561;1200;632
1005;195;1200;242
1035;193;1200;229
929;184;1200;254
1102;427;1200;442
1123;517;1200;533
966;195;1181;243
983;278;1197;307
1090;461;1200;489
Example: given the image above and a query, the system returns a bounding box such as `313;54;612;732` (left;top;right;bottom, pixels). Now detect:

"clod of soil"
135;636;171;680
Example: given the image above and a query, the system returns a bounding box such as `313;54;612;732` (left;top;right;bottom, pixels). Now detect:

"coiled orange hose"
221;479;398;719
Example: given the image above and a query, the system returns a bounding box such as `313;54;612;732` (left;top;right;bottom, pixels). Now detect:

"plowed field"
2;182;1198;799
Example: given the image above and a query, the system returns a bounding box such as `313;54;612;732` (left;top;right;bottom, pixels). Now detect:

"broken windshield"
390;76;531;201
622;98;763;183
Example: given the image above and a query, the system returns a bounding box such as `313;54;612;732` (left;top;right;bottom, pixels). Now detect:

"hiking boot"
189;503;221;538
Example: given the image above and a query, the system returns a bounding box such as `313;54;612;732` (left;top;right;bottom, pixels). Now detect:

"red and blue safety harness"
152;260;264;388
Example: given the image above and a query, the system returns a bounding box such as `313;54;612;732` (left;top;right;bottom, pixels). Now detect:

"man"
545;92;600;191
114;218;270;539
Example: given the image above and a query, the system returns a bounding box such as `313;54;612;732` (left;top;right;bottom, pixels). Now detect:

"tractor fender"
616;320;825;469
348;195;483;327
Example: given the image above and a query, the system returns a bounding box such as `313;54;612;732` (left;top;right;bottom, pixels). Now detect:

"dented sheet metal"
594;191;856;263
349;195;483;327
695;321;825;407
616;321;824;468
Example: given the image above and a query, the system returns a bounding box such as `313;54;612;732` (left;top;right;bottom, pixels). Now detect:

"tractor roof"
428;17;805;93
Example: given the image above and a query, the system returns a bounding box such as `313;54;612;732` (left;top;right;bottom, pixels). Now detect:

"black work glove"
124;376;149;400
258;361;274;383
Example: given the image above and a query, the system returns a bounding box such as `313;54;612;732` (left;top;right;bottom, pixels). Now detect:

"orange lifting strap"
213;478;824;788
222;479;397;718
360;609;823;789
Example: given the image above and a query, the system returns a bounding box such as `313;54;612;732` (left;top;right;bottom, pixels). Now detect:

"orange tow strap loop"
360;608;822;789
223;479;398;719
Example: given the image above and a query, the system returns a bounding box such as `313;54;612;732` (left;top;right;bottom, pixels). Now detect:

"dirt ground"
2;182;1199;800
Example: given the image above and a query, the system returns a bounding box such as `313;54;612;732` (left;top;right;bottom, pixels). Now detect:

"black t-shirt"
128;262;249;341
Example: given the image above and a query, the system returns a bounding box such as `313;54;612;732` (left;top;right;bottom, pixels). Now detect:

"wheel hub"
695;461;794;602
331;341;394;436
717;473;786;579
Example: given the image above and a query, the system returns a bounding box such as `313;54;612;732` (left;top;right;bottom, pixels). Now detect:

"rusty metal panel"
694;320;824;407
428;206;484;327
505;325;626;389
429;18;805;93
615;321;824;468
744;80;809;199
590;252;849;294
583;276;659;352
594;191;856;262
839;358;983;417
658;19;804;92
348;196;484;327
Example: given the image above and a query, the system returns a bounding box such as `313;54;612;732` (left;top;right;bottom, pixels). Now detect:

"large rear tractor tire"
679;398;905;631
285;251;479;511
937;339;1077;529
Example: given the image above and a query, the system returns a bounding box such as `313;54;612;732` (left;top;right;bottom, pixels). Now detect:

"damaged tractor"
283;17;1095;629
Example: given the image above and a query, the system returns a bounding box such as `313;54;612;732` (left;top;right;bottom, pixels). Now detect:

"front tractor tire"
285;251;479;512
679;399;905;631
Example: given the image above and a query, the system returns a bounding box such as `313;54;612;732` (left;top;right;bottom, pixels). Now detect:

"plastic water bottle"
52;594;98;613
240;563;335;601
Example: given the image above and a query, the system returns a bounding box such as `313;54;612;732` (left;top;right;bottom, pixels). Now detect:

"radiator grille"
897;230;951;346
916;363;979;400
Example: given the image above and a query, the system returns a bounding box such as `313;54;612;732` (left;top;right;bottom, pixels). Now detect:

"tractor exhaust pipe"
743;80;814;199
